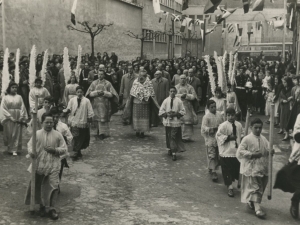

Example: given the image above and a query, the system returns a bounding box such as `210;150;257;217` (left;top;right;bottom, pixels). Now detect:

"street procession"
1;0;300;224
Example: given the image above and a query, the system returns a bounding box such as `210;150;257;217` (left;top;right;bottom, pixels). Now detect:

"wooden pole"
297;11;300;75
152;38;156;59
283;0;287;61
268;103;275;200
238;108;250;188
223;99;227;120
30;95;38;212
1;0;6;50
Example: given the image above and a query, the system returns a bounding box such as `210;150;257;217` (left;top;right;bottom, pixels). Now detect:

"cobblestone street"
0;113;299;225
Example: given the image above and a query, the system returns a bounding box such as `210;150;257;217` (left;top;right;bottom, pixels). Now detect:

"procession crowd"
1;49;300;221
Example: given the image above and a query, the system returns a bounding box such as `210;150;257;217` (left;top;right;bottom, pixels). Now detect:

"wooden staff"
30;95;38;213
238;108;250;188
268;103;275;200
223;99;227;120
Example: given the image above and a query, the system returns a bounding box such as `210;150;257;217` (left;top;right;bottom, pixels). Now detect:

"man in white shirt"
159;86;186;161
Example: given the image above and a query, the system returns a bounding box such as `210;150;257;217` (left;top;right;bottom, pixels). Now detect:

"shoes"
211;172;218;182
290;201;299;219
255;210;266;219
277;130;284;134
49;209;59;220
247;202;255;211
39;206;46;217
99;134;105;140
228;189;234;197
282;136;289;141
168;150;172;156
172;154;177;161
12;152;18;156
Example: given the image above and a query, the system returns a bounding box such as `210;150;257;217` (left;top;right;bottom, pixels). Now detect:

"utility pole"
1;0;6;50
283;0;287;61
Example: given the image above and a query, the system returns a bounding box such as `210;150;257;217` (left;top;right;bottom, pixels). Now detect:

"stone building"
183;0;293;57
0;0;182;61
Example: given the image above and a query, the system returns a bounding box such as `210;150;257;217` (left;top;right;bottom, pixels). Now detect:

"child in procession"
201;99;224;182
216;108;242;197
236;118;274;219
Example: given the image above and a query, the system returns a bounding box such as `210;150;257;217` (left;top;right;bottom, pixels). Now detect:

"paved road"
0;113;298;225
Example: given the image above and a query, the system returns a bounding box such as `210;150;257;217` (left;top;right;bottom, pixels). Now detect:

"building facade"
0;0;182;61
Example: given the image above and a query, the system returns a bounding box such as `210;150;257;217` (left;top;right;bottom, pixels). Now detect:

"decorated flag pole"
1;0;6;50
30;95;38;213
268;103;275;200
282;0;287;61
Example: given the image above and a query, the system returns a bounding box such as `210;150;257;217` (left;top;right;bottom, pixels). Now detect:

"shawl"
130;77;155;102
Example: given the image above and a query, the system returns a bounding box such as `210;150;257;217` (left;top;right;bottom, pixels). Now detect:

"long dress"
86;79;119;137
18;70;30;115
236;133;270;204
123;78;160;133
279;87;292;130
175;83;198;140
63;83;79;106
29;87;50;111
0;94;28;153
25;129;67;210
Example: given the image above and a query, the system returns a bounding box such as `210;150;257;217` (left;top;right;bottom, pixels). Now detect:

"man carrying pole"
25;110;68;220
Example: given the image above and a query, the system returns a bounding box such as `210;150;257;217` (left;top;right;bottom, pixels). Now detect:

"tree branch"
67;25;90;33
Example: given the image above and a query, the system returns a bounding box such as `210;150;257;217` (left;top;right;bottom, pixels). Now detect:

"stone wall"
0;0;142;61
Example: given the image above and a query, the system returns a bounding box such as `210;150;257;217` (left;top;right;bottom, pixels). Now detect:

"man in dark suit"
116;62;127;85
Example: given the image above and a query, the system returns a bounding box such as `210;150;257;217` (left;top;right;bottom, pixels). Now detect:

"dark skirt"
71;127;90;152
165;126;186;153
220;157;240;186
280;102;291;130
274;161;300;193
287;103;300;130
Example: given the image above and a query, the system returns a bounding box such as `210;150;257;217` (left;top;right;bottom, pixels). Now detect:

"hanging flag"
287;2;295;30
236;27;243;46
207;15;212;24
217;8;237;24
180;17;190;33
153;0;161;14
273;19;284;30
271;16;282;20
227;23;234;33
252;0;265;11
200;19;206;52
172;13;181;22
242;0;250;13
247;23;253;44
195;19;203;26
188;19;195;30
159;11;169;23
71;0;78;26
204;0;222;14
255;21;262;30
182;0;189;11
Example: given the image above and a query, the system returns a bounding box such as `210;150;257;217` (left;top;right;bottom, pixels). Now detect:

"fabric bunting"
255;21;262;30
273;19;284;30
252;0;265;11
242;0;250;14
247;23;253;44
159;11;169;23
217;8;237;24
182;0;189;11
71;0;78;25
180;17;192;33
204;0;222;14
172;13;181;22
227;23;234;33
153;0;161;14
233;24;243;47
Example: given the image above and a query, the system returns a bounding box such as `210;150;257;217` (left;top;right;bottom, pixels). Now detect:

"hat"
295;132;300;143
